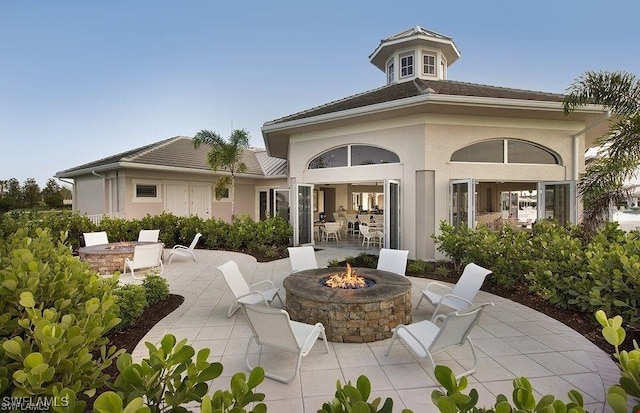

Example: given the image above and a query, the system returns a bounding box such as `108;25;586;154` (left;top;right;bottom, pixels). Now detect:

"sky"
1;0;639;187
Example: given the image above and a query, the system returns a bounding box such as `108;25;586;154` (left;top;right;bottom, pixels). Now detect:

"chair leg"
415;294;425;310
228;302;240;318
245;336;302;384
384;330;398;356
274;291;284;308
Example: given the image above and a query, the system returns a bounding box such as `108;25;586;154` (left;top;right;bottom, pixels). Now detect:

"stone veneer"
283;267;412;343
78;242;163;275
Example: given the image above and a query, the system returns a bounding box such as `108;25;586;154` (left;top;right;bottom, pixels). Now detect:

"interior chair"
287;246;319;273
123;243;164;279
416;263;492;321
359;224;382;248
243;304;329;383
385;302;493;379
376;248;409;276
83;231;109;247
166;233;202;264
138;229;160;242
321;222;341;242
217;260;283;317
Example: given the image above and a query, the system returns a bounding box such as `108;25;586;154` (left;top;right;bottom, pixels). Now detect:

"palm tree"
563;71;640;235
193;129;250;219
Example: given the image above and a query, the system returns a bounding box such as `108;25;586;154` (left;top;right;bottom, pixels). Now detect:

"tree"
42;178;64;208
7;178;22;209
192;129;249;219
563;71;640;235
60;185;72;201
22;178;41;207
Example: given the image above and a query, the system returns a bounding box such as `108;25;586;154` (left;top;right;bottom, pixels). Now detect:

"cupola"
369;26;460;84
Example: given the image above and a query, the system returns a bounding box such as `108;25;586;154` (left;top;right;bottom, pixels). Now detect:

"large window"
308;145;399;169
400;52;414;77
451;139;561;165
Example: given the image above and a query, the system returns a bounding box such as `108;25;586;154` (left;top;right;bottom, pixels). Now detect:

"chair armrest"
250;280;276;290
424;281;454;294
171;244;188;251
236;291;270;306
438;293;473;309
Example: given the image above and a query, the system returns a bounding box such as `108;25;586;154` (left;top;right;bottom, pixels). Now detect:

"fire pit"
78;242;162;275
284;267;412;343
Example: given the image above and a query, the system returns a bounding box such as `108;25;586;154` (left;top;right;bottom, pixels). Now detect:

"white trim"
133;180;162;203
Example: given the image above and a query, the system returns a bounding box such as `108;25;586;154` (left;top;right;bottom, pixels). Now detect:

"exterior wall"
72;168;287;222
286;112;588;260
74;176;106;215
288;120;426;258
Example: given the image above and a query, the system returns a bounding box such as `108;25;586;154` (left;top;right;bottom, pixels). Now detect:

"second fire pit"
283;267;412;343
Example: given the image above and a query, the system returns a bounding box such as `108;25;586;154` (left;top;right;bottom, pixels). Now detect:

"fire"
325;263;366;289
107;241;133;250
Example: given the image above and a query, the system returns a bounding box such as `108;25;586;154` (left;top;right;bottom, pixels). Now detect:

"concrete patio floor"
121;246;620;412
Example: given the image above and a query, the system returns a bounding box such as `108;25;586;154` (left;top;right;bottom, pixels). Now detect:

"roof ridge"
268;83;395;124
124;136;189;161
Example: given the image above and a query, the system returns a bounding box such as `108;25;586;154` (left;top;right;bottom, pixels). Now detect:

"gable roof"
56;136;287;178
266;78;564;125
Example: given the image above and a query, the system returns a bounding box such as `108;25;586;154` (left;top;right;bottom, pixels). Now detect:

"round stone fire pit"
78;242;162;275
283;267;412;343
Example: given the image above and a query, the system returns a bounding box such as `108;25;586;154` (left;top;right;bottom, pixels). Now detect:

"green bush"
435;220;640;325
320;375;412;413
0;228;123;403
113;284;148;331
407;259;429;276
142;275;170;306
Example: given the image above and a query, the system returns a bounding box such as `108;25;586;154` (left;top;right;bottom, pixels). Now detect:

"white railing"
87;212;125;225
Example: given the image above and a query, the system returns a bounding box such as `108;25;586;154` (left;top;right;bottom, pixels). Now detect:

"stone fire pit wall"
283;267;412;343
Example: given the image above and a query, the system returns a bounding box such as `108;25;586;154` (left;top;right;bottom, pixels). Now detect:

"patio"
122;246;619;412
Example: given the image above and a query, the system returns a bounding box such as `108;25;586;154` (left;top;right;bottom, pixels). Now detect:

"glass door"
537;181;575;225
294;184;314;245
384;179;400;249
450;179;475;229
273;189;290;222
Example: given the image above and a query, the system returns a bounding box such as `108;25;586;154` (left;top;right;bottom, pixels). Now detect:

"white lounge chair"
217;260;283;318
287;246;319;273
416;262;492;321
243;304;329;383
385;302;493;379
83;231;109;247
166;233;202;264
138;229;160;242
123;243;164;279
376;248;409;276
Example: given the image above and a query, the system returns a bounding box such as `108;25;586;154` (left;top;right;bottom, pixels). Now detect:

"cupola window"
386;60;395;84
422;53;436;76
400;52;414;77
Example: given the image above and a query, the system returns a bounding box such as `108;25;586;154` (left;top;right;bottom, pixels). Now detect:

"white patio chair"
360;224;382;248
321;222;341;242
385;302;493;379
166;233;202;264
287;246;319;273
376;248;409;276
83;231;109;247
243;304;329;383
416;263;492;321
217;260;283;318
138;229;160;242
123;243;164;279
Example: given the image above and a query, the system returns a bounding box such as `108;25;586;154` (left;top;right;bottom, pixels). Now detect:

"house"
56;136;288;224
261;26;610;259
58;26;610;259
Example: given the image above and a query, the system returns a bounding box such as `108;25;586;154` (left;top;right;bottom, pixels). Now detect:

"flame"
325;263;366;289
107;241;134;250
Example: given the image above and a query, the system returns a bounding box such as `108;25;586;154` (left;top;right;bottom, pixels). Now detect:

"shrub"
113;284;148;331
319;375;412;413
0;228;122;403
407;259;429;276
142;275;170;306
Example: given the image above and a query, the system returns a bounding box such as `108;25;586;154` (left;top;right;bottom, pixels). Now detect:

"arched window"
450;139;561;165
308;145;400;169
